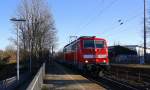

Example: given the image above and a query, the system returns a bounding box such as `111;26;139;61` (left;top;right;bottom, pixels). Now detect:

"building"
108;45;150;64
124;45;150;56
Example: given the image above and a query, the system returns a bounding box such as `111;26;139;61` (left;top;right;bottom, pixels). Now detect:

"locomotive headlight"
85;60;88;63
103;60;106;63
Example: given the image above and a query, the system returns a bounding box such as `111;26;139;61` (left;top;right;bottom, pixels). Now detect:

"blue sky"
0;0;148;50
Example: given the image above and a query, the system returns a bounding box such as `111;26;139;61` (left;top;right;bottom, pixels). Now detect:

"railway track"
59;62;150;90
82;73;140;90
104;70;150;90
101;76;138;90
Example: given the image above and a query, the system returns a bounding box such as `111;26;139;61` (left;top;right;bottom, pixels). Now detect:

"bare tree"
11;0;57;61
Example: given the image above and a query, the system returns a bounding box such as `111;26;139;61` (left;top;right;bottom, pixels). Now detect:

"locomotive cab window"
95;40;104;48
83;40;94;48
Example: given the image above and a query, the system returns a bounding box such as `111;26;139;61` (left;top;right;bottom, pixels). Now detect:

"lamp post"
143;0;146;64
10;18;26;81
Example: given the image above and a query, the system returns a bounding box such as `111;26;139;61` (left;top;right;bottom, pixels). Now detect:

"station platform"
111;64;150;69
43;62;106;90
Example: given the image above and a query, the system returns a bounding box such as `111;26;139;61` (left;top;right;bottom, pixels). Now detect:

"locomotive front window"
95;40;104;48
84;40;94;48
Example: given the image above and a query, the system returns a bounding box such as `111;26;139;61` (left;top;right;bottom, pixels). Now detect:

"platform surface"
111;64;150;69
44;62;106;90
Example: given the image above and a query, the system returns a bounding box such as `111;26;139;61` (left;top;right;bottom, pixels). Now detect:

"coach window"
63;48;67;52
77;43;80;50
84;40;94;48
72;44;75;51
68;45;72;52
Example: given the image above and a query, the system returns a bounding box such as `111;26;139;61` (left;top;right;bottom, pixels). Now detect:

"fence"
26;63;45;90
0;72;32;90
110;55;144;64
0;76;17;90
110;54;150;64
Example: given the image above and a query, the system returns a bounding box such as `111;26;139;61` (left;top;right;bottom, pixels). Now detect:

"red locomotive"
63;36;109;75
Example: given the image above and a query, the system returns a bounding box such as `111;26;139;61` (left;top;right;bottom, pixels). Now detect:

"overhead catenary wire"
95;3;144;37
70;0;143;47
103;12;143;38
69;0;106;41
102;13;143;46
74;0;119;36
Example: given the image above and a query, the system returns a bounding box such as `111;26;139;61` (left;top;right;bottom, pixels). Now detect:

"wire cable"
75;0;119;36
104;12;143;38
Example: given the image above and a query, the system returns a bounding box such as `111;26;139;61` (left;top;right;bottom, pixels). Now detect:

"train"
63;36;109;76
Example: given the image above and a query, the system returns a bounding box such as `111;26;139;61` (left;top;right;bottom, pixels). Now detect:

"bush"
0;60;6;70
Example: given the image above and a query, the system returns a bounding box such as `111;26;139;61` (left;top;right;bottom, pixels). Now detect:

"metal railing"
26;63;45;90
0;76;17;90
0;71;32;90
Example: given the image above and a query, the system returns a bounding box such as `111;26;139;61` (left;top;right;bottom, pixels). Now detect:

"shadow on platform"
45;62;79;75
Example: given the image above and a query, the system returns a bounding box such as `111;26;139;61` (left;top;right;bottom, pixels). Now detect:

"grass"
41;85;49;90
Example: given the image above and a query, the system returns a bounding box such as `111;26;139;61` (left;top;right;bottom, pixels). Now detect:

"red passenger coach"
63;36;109;74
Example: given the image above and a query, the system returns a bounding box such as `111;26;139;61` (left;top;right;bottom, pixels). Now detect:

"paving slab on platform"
44;62;106;90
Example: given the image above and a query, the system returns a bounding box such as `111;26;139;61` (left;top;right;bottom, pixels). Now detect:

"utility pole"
144;0;146;64
52;45;54;64
29;39;32;72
